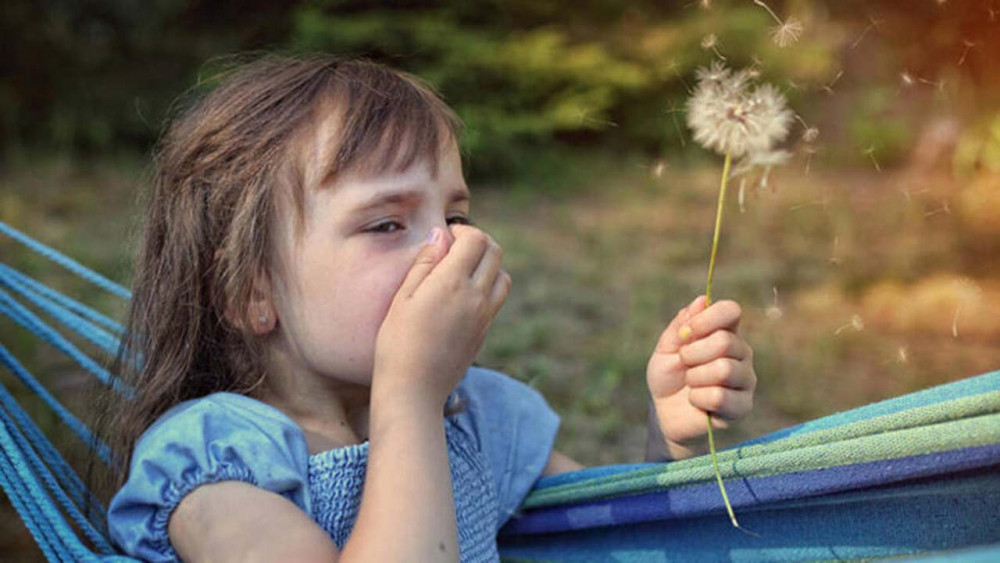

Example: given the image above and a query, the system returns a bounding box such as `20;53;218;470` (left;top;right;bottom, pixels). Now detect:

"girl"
98;54;757;562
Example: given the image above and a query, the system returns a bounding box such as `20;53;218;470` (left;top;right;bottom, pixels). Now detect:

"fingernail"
427;228;440;244
679;325;692;341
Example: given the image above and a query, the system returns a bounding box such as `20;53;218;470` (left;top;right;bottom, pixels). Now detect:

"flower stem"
705;152;741;529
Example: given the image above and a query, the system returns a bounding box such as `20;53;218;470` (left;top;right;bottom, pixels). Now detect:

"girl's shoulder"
108;392;312;561
141;391;303;443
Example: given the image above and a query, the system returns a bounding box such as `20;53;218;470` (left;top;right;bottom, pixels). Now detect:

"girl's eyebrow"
351;187;471;213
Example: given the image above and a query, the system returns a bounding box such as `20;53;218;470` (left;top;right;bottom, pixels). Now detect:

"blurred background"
2;0;999;558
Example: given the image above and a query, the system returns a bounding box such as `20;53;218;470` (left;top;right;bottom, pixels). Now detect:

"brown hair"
89;53;465;503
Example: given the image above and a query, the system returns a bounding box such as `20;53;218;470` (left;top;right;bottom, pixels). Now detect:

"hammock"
1;221;998;563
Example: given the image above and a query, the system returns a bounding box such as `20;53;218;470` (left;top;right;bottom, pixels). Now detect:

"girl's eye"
367;216;474;234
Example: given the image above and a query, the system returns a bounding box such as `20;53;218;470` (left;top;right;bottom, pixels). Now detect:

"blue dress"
107;366;560;562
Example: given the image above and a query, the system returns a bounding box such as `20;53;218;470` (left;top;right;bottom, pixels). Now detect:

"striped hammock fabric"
1;221;998;562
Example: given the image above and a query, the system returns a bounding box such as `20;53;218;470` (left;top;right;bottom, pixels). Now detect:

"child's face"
267;130;471;390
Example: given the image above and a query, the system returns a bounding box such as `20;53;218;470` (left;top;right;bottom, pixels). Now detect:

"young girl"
99;54;758;562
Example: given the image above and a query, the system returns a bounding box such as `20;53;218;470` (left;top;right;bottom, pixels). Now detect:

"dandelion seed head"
687;62;795;158
770;17;805;47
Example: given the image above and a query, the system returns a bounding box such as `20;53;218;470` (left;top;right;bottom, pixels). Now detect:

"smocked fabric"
107;366;560;562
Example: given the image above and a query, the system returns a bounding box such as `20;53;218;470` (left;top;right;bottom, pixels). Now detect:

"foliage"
2;0;839;181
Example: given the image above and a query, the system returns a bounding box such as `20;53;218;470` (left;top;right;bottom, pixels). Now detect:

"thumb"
396;227;445;299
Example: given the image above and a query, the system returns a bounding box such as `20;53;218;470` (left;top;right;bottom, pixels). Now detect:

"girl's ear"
247;271;278;336
220;262;278;335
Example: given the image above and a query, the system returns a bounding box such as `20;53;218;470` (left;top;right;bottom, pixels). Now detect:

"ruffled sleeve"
456;366;561;530
107;392;312;562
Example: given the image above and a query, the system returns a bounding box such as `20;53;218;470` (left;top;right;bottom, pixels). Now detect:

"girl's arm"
541;449;586;476
168;391;458;562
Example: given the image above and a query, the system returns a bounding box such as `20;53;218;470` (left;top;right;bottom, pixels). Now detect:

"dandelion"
687;62;794;159
684;61;793;531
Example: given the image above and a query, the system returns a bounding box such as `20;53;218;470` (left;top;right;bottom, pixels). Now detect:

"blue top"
107;366;560;562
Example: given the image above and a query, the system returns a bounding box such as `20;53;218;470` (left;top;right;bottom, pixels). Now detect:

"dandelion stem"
705;154;732;306
704;152;740;529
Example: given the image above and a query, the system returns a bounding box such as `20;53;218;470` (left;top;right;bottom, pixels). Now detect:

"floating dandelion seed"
669;59;693;93
765;286;783;319
864;146;882;171
802;126;820;144
958;40;976;65
851;15;882;50
738;177;748;213
770;18;805;48
666;101;687;147
732;148;792;194
685;61;793;531
651;159;668;178
701;34;727;60
835;314;865;335
753;0;805;48
950;278;983;339
829;236;841;265
821;70;844;95
924;200;951;217
884;344;910;365
700;0;712;9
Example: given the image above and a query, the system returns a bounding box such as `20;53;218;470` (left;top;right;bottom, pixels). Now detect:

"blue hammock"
1;221;998;562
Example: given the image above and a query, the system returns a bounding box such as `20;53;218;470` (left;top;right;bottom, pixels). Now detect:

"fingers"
396;227;447;298
471;231;504;291
685;357;756;390
679;300;742;344
488;269;512;317
679;328;751;365
436;223;500;280
688;386;754;421
654;295;706;354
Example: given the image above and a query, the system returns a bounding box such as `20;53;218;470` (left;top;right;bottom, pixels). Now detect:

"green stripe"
523;392;1000;508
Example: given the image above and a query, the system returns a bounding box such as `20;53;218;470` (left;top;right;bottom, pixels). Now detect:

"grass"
2;150;999;558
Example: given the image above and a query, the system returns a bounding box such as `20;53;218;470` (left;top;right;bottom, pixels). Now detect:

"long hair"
88;54;465;505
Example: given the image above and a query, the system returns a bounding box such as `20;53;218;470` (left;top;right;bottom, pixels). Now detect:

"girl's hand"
373;223;511;409
646;295;757;459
